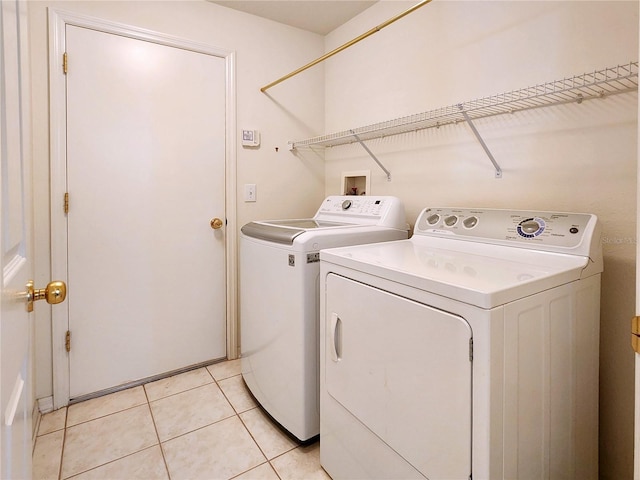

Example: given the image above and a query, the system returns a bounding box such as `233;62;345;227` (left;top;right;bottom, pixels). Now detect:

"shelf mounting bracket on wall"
350;130;391;181
457;104;503;178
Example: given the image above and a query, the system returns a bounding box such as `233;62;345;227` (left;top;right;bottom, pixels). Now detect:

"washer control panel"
319;196;390;216
415;207;597;251
315;196;407;229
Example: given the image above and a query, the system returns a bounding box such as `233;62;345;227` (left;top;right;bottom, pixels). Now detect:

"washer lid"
320;236;591;309
241;219;348;245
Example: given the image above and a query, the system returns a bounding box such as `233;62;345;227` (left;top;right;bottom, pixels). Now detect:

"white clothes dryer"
320;207;602;480
240;196;407;442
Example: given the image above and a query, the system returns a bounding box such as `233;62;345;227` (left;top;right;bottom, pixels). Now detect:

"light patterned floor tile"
66;446;168;480
219;375;258;413
270;443;330;480
38;408;67;436
61;404;158;479
240;407;297;459
144;367;214;401
150;383;235;442
33;430;64;480
67;386;147;426
207;358;241;381
162;415;266;480
233;462;280;480
38;360;317;480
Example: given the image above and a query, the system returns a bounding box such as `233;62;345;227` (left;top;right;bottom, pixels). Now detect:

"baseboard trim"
37;396;54;414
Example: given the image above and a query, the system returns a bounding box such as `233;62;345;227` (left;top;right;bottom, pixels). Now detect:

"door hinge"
63;52;68;75
64;193;69;214
469;338;474;362
65;330;71;352
631;316;640;353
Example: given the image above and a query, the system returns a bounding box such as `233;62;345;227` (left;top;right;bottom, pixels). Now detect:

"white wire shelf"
289;61;638;150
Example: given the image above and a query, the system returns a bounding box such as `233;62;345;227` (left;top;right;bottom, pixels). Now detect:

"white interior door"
1;1;33;477
63;24;227;399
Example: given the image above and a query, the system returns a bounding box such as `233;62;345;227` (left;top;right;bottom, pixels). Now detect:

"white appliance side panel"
573;274;600;479
502;278;599;480
240;236;319;440
325;273;472;479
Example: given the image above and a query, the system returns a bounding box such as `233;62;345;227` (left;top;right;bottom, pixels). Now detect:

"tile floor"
32;359;331;480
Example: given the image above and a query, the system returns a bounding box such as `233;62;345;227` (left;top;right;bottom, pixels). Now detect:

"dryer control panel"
414;207;600;256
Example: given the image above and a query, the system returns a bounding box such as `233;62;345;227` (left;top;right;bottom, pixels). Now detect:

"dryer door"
325;273;473;479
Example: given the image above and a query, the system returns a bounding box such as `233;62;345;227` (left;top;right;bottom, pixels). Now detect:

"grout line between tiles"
228;460;279;480
157;410;238;445
236;409;285;480
204;366;216;382
214;374;244;414
214;377;277;479
236;408;269;458
145;379;216;404
144;385;172;480
205;360;242;383
60;445;162;480
58;408;69;480
65;392;148;428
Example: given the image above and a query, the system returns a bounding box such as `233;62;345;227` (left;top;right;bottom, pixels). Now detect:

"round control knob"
444;215;458;227
463;216;478;229
517;217;545;238
426;214;440;225
341;200;352;210
520;220;540;234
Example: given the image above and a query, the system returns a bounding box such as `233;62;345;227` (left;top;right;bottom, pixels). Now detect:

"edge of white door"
47;8;238;409
635;17;640;478
1;0;36;475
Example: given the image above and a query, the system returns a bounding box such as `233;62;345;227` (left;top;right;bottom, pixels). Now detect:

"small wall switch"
244;184;257;202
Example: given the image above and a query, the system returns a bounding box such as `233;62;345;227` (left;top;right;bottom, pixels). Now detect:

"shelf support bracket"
350;130;391;181
458;105;503;178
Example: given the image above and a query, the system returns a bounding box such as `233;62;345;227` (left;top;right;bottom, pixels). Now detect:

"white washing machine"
240;196;407;442
320;207;602;480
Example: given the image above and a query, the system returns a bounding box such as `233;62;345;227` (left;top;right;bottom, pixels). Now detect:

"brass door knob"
25;280;67;312
210;218;223;230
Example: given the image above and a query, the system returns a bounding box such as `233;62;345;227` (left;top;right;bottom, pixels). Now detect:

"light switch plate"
244;184;257;202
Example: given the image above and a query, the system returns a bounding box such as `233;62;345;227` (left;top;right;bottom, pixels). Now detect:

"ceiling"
210;1;377;35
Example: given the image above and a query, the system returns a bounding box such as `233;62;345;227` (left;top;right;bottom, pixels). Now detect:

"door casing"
47;8;238;409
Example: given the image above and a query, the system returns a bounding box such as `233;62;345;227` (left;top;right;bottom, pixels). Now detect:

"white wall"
318;1;637;478
28;0;326;401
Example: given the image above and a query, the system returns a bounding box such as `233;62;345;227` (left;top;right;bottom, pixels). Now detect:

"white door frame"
635;11;640;477
635;17;640;480
47;8;238;409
